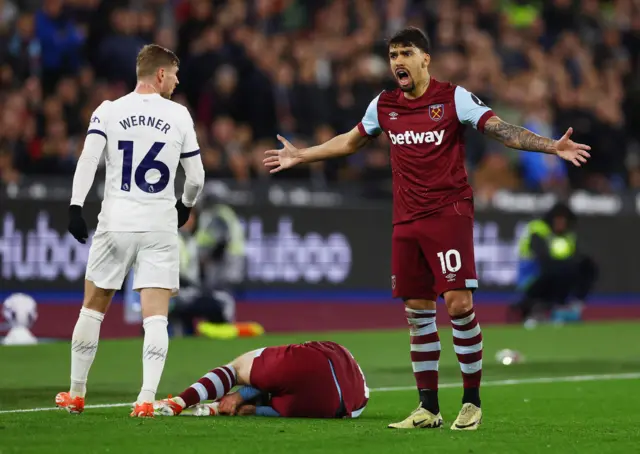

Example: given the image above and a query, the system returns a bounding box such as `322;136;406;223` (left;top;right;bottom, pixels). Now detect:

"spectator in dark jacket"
35;0;84;93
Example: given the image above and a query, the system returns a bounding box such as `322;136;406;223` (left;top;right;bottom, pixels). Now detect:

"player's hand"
218;392;244;415
263;134;303;173
68;205;88;244
554;127;591;167
175;199;191;228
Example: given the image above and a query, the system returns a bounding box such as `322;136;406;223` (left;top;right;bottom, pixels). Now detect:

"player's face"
388;44;430;93
158;65;179;99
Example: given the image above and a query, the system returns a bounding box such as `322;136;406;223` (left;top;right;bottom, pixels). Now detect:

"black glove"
68;205;88;244
176;199;192;228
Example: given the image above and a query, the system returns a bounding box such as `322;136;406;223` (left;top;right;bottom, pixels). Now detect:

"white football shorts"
85;231;179;293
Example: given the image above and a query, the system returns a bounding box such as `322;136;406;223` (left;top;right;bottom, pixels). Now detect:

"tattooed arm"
484;116;557;154
483;116;592;167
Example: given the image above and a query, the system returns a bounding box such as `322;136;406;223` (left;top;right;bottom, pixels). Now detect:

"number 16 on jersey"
119;140;169;194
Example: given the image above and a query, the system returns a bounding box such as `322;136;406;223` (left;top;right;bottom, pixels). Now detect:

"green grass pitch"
1;321;639;453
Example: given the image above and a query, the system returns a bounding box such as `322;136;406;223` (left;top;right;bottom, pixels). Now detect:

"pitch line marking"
1;372;639;414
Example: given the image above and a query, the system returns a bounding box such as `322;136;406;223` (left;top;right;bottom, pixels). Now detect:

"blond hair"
136;44;179;79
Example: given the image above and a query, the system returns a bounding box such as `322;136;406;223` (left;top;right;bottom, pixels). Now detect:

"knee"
82;300;106;313
82;281;114;313
444;290;473;316
230;350;259;386
82;294;112;313
404;299;436;311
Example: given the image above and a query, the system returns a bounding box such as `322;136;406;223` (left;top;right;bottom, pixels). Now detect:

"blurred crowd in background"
0;0;639;200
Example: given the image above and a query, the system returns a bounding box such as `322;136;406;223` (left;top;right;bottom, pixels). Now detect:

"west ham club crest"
429;104;444;122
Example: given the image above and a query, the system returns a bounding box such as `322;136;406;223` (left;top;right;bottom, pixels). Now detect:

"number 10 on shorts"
437;249;461;274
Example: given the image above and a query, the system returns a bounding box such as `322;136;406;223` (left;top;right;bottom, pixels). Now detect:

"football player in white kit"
55;44;205;417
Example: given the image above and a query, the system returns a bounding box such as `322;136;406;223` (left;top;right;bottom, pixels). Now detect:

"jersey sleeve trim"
477;111;496;134
454;85;495;130
357;122;373;137
359;93;382;137
87;129;107;139
180;149;200;159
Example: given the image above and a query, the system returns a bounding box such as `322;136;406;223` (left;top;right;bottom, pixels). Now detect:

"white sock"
137;315;169;403
70;307;104;398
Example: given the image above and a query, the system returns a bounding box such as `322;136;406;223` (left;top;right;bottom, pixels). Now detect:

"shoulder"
106;94;138;113
374;89;402;114
432;78;456;90
89;100;112;126
178;104;194;122
94;100;113;114
452;84;471;97
165;100;193;124
430;78;458;98
160;97;187;111
453;85;491;110
152;98;193;132
377;88;401;105
380;88;400;100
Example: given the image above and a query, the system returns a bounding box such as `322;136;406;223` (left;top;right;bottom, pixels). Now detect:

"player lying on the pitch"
154;341;369;418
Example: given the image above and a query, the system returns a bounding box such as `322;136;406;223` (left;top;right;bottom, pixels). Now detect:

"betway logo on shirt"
388;129;445;146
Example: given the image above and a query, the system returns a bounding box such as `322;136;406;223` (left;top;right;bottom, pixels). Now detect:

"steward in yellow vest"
169;206;262;339
511;202;598;325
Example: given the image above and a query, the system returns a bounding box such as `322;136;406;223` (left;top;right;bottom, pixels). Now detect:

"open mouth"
395;68;411;87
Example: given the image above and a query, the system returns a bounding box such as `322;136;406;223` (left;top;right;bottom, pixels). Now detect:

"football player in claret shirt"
153;341;368;419
264;27;591;430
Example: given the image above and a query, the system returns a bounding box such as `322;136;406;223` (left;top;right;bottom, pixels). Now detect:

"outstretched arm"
263;127;371;174
484;117;591;167
264;91;382;173
298;127;371;163
484;116;556;153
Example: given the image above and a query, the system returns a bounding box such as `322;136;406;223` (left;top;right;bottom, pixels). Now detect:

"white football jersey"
86;93;203;232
